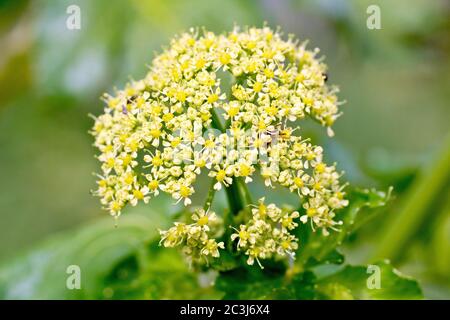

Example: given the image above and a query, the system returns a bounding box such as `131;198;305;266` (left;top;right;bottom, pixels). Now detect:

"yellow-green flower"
91;26;348;265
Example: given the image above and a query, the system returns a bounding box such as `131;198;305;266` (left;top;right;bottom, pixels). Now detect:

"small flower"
191;208;218;231
231;225;252;248
209;166;233;190
173;183;194;206
235;161;255;183
201;239;225;258
280;211;300;230
159;222;187;247
129;186;150;206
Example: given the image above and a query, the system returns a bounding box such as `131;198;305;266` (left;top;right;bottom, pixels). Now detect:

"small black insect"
323;73;328;82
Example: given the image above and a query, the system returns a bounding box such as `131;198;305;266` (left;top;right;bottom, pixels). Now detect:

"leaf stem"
211;108;225;132
372;132;450;261
203;179;217;211
224;179;245;215
238;177;254;205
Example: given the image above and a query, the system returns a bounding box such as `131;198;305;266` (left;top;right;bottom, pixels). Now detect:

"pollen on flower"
219;52;231;65
215;169;226;182
148;180;159;190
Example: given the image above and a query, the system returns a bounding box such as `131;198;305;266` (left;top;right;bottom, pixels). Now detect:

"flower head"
92;25;349;267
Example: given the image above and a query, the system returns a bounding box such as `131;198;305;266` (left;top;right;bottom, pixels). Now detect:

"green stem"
372;132;450;261
238;177;253;205
209;108;251;214
225;179;245;215
211;108;225;132
203;179;217;211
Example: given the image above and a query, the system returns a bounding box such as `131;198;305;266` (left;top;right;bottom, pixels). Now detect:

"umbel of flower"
91;26;349;267
231;198;301;268
159;208;225;265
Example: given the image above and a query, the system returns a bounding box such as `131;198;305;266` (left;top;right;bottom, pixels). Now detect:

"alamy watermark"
66;5;81;30
66;264;81;290
366;5;381;30
366;264;381;289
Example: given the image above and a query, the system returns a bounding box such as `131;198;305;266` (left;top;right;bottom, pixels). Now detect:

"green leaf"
316;260;423;299
289;271;319;299
215;262;318;300
215;260;422;300
216;263;292;299
0;208;170;299
100;243;221;299
296;187;392;268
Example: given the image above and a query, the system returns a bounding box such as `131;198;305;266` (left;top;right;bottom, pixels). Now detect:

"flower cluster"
91;25;349;267
159;208;224;264
231;198;300;268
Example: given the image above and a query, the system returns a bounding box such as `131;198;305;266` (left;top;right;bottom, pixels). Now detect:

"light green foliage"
0;209;170;299
316;261;422;300
0;187;423;300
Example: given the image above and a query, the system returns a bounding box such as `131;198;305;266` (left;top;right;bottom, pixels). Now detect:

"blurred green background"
0;0;449;299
